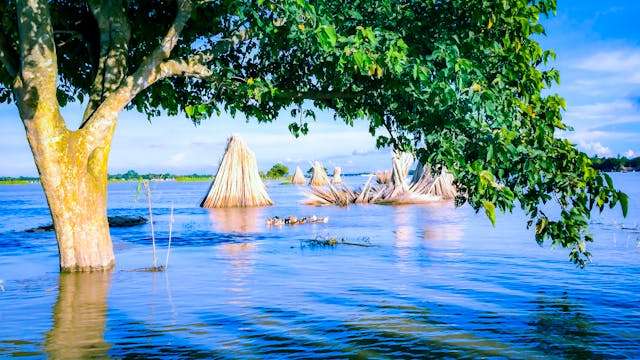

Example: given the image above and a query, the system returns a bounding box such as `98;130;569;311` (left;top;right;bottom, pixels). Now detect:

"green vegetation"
0;177;38;185
591;156;640;172
264;163;289;179
174;175;211;182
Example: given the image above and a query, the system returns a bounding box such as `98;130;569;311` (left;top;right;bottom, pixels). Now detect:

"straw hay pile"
305;151;456;206
331;167;343;184
291;166;306;185
200;135;273;208
375;170;391;185
308;161;330;186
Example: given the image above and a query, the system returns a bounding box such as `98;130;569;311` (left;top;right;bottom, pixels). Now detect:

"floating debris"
266;215;329;226
300;236;373;248
129;265;166;272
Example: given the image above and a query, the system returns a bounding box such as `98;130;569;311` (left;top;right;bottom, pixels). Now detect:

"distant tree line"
591;156;640;172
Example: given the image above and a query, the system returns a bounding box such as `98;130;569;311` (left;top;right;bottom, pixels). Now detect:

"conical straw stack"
200;135;273;208
308;160;330;186
331;167;343;184
291;165;306;185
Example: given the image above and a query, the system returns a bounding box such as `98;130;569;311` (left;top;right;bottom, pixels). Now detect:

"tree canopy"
0;0;627;266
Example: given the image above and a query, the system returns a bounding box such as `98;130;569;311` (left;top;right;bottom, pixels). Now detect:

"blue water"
0;174;638;358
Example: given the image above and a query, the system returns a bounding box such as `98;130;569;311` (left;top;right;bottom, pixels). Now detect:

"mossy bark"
25;111;115;271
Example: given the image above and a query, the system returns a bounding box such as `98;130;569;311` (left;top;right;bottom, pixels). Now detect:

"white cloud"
624;149;637;158
578;141;612;157
575;50;640;74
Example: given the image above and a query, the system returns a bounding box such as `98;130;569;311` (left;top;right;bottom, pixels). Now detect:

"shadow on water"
526;293;606;359
45;272;112;359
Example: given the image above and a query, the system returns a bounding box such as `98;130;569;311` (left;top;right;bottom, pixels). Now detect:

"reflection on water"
393;206;417;271
528;294;604;359
46;272;111;359
0;174;639;358
207;207;264;233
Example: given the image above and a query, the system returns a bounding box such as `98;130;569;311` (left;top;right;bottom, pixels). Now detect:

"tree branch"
157;56;213;79
83;0;195;137
81;0;131;126
15;0;62;124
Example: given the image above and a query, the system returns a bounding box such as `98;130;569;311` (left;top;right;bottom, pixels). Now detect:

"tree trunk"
25;111;115;272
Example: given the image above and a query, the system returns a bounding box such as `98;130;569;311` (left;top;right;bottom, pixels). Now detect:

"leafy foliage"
0;0;626;266
264;163;289;178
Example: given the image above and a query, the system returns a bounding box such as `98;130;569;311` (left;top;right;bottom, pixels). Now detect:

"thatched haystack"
200;135;273;208
304;152;456;206
309;161;330;186
409;162;456;200
331;167;343;184
375;170;391;185
304;183;357;206
291;166;306;185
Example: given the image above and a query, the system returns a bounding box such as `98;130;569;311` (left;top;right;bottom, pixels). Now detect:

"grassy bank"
0;179;37;185
175;176;211;182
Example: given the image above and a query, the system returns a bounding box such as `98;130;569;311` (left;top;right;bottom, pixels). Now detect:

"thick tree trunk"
25;111;115;272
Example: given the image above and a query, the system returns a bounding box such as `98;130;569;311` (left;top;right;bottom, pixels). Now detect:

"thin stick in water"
165;202;174;269
144;181;157;269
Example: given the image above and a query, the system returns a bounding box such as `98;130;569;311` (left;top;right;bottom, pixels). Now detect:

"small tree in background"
265;163;289;179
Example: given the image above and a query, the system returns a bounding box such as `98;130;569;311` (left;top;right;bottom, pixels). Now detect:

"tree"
0;0;625;271
265;163;289;178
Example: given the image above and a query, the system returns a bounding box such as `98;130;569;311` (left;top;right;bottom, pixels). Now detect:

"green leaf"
619;191;629;217
316;25;337;50
185;105;194;117
603;173;614;189
483;201;496;226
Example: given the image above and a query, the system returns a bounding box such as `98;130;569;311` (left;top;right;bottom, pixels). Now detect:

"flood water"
0;173;638;359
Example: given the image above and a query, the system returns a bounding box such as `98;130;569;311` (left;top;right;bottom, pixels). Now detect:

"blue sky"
1;0;639;176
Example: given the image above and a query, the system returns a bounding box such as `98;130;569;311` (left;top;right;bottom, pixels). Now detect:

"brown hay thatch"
304;183;357;206
331;167;343;184
309;160;330;186
291;165;306;185
304;152;456;206
200;135;273;208
375;170;391;185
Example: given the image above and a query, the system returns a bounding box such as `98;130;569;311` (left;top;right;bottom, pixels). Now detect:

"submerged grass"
300;235;374;249
129;265;166;272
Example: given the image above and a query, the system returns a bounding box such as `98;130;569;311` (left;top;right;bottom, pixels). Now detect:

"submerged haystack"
410;163;456;200
332;167;343;184
309;161;330;187
375;170;391;185
305;151;456;206
200;135;273;208
291;166;306;185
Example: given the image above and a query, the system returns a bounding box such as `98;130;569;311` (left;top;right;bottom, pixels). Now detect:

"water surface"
0;174;639;358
